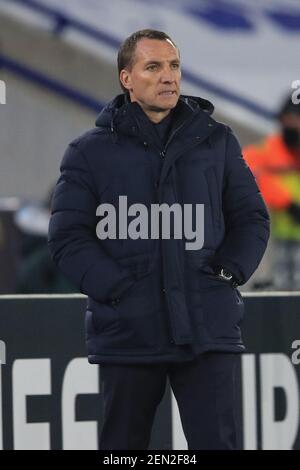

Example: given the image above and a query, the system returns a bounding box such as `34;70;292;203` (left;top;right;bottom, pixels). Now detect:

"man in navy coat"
48;29;270;449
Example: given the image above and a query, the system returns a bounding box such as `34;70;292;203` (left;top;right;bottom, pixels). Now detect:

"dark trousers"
99;352;240;450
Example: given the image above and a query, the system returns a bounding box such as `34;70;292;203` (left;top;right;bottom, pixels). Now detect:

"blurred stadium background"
0;0;300;450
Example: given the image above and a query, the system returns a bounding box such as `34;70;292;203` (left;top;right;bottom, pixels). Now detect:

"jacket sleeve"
211;127;270;285
47;143;136;302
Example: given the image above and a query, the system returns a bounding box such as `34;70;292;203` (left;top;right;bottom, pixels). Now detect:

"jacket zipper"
160;118;191;158
159;118;195;344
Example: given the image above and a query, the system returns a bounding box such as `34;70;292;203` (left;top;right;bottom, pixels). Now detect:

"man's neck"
127;95;172;123
144;109;171;124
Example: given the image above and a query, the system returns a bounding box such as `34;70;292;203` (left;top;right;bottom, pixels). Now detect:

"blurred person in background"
48;29;269;450
243;96;300;290
15;185;77;294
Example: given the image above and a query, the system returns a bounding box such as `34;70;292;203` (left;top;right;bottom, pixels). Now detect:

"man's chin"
149;100;178;113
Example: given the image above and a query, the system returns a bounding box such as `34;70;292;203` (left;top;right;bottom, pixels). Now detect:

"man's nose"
160;67;175;83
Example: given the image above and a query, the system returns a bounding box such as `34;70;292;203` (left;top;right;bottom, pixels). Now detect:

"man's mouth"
158;91;176;96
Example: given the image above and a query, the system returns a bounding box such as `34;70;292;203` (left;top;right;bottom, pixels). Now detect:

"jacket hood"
95;93;214;129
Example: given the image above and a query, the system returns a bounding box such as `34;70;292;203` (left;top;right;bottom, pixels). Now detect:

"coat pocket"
185;249;219;290
117;252;152;280
87;302;121;335
107;253;153;305
199;281;244;340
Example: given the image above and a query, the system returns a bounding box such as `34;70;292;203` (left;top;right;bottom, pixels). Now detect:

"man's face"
120;38;181;117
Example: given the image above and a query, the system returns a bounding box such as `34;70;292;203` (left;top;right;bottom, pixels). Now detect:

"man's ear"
120;69;132;92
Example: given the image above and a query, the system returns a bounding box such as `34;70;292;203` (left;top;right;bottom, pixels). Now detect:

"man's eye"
171;63;180;69
147;65;157;71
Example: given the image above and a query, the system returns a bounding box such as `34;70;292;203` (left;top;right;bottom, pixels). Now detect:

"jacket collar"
133;100;220;185
95;93;215;141
95;93;220;185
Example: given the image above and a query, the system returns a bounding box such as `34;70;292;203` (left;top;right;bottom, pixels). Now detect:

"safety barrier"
0;292;300;450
